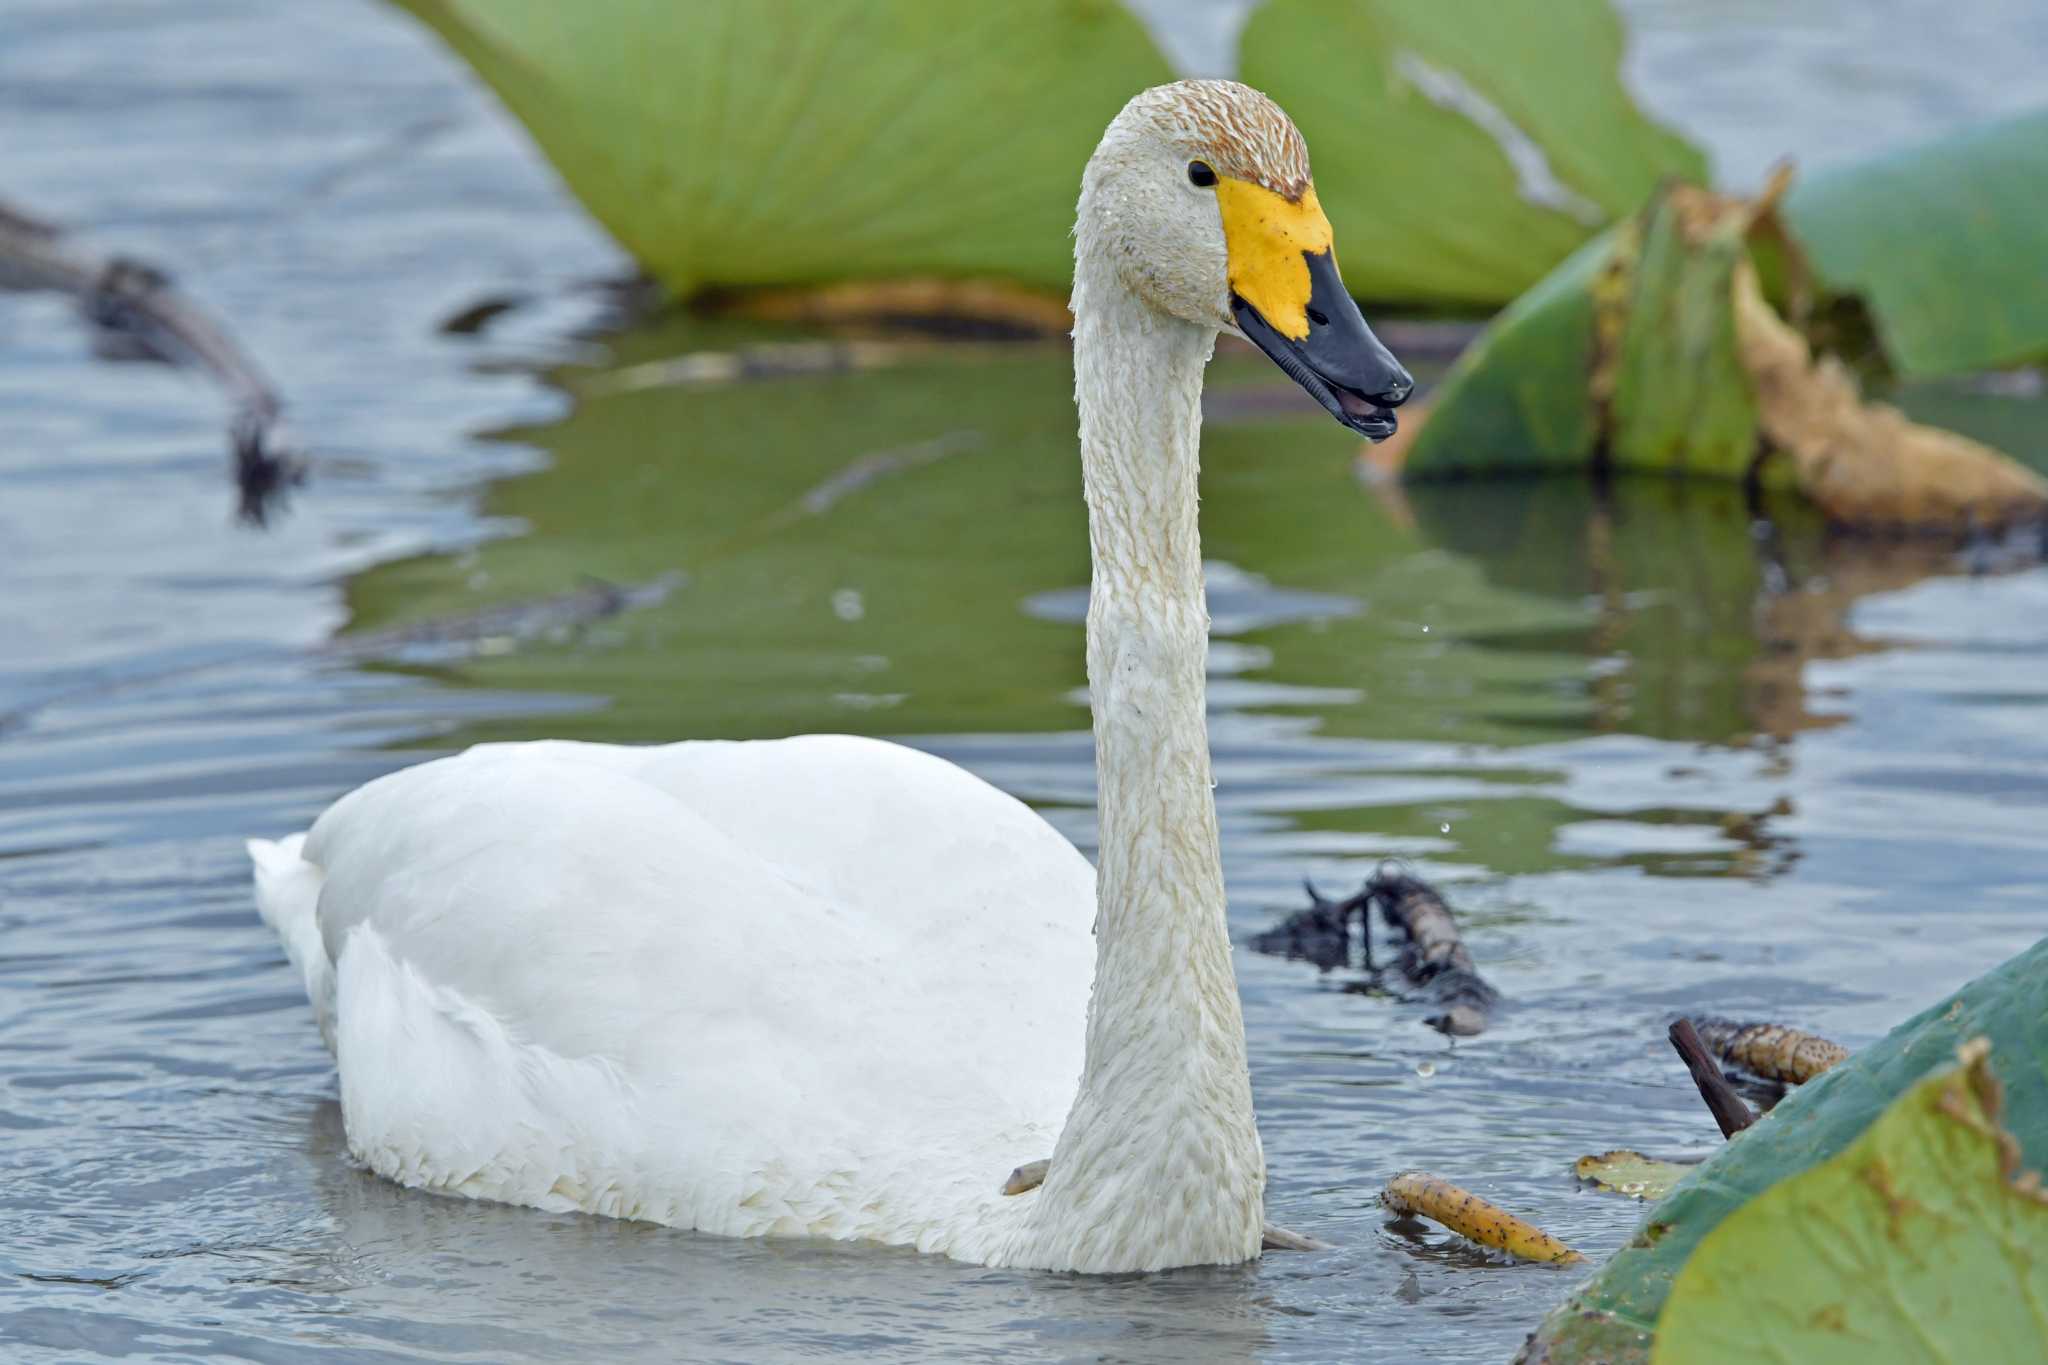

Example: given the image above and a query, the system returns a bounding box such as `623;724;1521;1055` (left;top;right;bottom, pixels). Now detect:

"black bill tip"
1232;249;1413;443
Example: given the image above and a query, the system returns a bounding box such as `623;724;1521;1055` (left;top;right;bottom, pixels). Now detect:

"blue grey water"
3;3;2045;1362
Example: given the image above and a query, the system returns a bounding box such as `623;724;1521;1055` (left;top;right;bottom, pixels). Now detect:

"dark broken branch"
0;197;299;522
1249;867;1499;1036
1247;879;1370;972
1669;1018;1758;1139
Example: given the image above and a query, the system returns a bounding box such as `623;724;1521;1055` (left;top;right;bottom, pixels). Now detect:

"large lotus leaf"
1396;179;2048;526
1651;1041;2048;1365
389;0;1173;296
1240;0;1704;307
1784;109;2048;379
1522;935;2048;1365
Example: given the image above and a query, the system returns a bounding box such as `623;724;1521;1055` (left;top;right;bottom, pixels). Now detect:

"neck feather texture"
1008;226;1263;1273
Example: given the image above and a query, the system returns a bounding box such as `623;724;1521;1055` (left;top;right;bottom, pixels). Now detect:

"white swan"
249;80;1410;1274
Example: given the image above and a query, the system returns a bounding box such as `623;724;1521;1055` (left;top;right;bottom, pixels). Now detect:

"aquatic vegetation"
1656;1040;2048;1365
1250;870;1499;1035
1240;0;1703;306
1524;935;2048;1363
1687;1017;1847;1088
1386;162;2048;527
1573;1151;1692;1203
1382;1172;1585;1265
387;0;1696;310
390;0;1172;297
1784;109;2048;378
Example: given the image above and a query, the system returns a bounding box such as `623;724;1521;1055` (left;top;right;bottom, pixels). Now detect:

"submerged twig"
332;573;685;663
1260;1221;1331;1252
1365;870;1499;1036
1669;1018;1758;1139
0;197;299;521
1381;1172;1583;1265
1689;1017;1847;1087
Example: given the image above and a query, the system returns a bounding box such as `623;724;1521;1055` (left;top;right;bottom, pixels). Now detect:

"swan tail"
248;832;337;1051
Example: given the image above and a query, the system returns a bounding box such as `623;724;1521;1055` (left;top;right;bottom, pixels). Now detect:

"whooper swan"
249;80;1411;1274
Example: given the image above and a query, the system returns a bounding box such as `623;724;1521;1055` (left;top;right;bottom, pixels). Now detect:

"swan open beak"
1217;180;1414;443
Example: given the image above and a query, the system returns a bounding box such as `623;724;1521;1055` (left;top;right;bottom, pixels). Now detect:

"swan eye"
1187;160;1217;188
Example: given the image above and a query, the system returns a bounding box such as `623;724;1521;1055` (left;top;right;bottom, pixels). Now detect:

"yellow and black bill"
1214;178;1413;442
1231;248;1412;443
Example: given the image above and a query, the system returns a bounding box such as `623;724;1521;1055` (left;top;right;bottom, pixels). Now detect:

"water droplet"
1414;1060;1436;1079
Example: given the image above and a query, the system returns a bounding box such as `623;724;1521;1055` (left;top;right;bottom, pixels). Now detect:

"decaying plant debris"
0;197;298;521
1687;1016;1847;1088
1382;1172;1583;1265
1733;260;2047;525
1250;869;1500;1036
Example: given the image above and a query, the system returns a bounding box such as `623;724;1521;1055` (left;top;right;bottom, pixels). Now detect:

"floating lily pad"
1574;1151;1692;1203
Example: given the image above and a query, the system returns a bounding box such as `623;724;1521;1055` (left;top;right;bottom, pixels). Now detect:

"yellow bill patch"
1216;179;1333;341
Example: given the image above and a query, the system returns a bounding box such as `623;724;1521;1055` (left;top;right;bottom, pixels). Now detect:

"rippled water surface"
5;4;2047;1362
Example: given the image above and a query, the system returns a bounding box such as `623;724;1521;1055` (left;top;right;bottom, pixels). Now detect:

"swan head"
1080;80;1413;440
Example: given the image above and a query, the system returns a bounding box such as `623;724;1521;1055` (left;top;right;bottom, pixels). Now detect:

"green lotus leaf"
1574;1151;1693;1203
390;0;1173;296
1784;109;2048;378
1240;0;1704;307
1654;1040;2048;1365
1523;935;2048;1365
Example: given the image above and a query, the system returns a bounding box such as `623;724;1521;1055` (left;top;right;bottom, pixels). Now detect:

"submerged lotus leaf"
1574;1151;1691;1203
1522;935;2048;1365
389;0;1173;296
1784;109;2048;379
1240;0;1704;307
1653;1040;2048;1365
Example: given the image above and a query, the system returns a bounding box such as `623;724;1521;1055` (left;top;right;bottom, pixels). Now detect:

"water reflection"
1403;476;1975;744
345;333;2028;892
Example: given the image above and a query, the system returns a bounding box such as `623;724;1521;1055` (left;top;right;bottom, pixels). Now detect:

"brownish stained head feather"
1133;80;1312;201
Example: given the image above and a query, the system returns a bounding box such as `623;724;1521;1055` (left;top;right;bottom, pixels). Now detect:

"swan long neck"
1015;215;1263;1272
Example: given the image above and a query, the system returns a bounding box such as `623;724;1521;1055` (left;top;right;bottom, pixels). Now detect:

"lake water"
4;3;2045;1362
